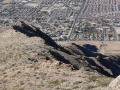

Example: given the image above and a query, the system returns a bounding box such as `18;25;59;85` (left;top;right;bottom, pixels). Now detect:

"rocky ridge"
1;21;120;77
12;21;120;77
0;21;120;90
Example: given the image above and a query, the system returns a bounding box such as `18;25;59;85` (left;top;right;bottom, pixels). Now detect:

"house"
103;27;116;40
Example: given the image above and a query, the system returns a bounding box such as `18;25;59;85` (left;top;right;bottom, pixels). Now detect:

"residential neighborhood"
1;0;120;41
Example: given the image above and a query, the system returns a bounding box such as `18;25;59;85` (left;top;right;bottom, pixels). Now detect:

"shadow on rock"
83;44;98;52
12;21;59;48
71;43;98;57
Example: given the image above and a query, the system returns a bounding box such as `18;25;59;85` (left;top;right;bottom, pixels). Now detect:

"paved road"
68;0;86;40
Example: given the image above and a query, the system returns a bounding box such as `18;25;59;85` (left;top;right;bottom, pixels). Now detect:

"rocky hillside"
0;21;120;90
12;21;120;77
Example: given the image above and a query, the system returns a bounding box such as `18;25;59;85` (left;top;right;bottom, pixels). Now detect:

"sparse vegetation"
65;89;72;90
85;85;97;90
73;81;82;85
49;80;60;85
72;86;79;89
88;75;99;82
48;80;60;88
48;79;67;86
12;85;24;90
88;75;112;87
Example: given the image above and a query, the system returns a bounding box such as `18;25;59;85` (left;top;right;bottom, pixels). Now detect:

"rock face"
108;75;120;90
12;21;59;48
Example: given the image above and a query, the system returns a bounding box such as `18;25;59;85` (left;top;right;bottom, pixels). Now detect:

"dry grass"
0;28;115;90
88;75;112;87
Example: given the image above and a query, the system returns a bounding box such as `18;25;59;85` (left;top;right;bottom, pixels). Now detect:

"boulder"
108;75;120;90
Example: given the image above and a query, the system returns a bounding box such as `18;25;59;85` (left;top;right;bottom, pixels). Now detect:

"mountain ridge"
0;21;120;90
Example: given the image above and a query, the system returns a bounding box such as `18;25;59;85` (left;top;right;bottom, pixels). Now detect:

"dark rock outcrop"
12;21;120;77
12;21;59;48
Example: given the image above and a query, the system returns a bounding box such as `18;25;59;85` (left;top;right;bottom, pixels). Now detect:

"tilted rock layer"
0;21;120;90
